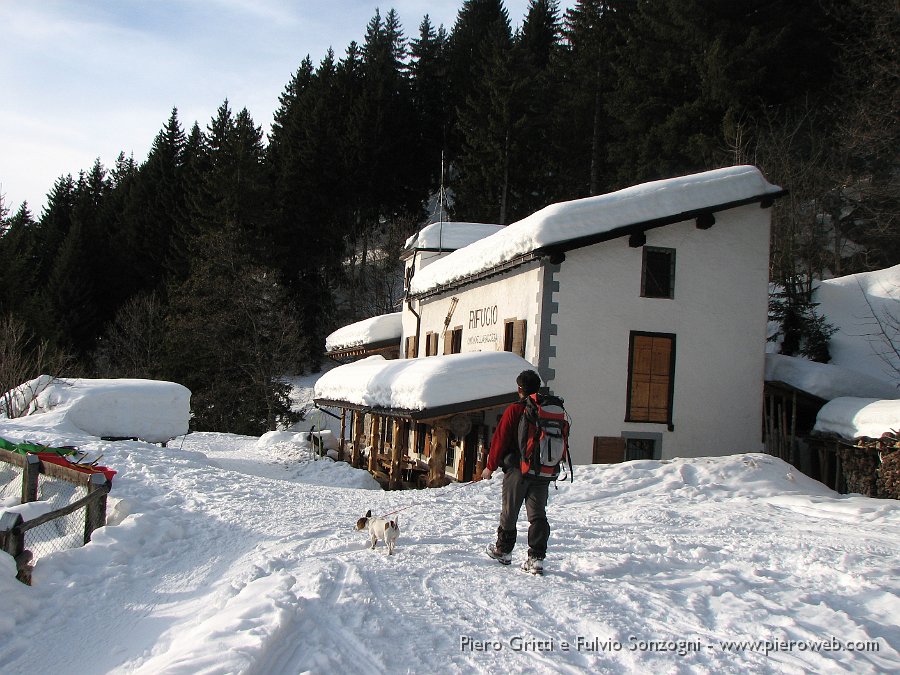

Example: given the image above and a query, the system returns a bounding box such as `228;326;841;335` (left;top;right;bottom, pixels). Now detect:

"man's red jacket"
485;399;527;472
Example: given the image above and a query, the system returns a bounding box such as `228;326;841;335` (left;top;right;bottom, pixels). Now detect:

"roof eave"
408;190;788;302
313;391;519;421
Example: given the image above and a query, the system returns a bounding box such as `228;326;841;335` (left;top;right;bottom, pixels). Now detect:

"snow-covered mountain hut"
318;166;786;486
324;313;403;363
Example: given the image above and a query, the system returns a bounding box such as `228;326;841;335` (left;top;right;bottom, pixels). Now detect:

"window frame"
625;331;676;430
641;246;676;299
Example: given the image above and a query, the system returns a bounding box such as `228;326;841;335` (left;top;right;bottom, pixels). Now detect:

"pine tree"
607;0;835;184
0;203;38;318
448;0;514;221
164;223;305;434
505;0;563;218
551;1;631;197
409;15;451;195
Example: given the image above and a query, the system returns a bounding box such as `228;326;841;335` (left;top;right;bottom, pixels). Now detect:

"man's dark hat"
516;370;541;395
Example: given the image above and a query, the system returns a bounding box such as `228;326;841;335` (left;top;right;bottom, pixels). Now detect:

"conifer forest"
1;0;897;434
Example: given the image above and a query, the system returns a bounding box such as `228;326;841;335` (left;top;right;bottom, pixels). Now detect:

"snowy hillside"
1;427;897;674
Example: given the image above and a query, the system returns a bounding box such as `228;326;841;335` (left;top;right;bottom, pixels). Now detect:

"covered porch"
314;351;534;489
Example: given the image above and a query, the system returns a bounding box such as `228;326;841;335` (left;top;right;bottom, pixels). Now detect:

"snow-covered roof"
314;351;535;418
325;312;402;352
1;376;190;444
409;165;782;296
765;354;899;401
814;264;900;384
813;397;900;440
765;265;899;402
401;221;505;258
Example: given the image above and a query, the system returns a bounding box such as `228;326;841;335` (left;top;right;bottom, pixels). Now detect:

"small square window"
642;247;675;298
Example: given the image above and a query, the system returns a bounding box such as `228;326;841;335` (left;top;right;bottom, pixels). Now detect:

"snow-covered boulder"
1;376;190;444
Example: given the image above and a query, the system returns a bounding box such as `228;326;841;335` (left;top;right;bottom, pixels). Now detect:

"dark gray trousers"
496;468;549;559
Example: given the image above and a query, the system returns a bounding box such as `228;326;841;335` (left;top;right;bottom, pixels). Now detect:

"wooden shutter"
628;334;674;423
511;319;527;357
405;336;418;359
593;436;626;464
430;333;438;356
444;330;454;355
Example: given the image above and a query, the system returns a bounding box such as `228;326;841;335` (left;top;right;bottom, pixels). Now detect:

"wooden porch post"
428;427;449;488
389;420;407;489
339;409;347;461
368;415;381;474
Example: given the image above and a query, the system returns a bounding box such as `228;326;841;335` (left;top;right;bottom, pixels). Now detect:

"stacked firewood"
836;430;899;499
873;431;900;500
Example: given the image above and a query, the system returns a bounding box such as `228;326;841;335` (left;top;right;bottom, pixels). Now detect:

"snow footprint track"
265;558;386;675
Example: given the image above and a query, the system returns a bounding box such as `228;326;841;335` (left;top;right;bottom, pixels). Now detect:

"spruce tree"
448;0;514;221
409;15;451;196
0;203;38;318
164;223;305;434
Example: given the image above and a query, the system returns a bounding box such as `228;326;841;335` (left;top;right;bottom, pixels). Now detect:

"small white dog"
355;509;400;555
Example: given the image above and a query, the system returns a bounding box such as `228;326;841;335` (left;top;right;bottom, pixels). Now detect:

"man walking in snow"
482;369;548;575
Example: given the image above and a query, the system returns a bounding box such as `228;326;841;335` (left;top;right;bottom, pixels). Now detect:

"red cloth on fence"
35;452;117;482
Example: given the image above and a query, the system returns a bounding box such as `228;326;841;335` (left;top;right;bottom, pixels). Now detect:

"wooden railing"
0;448;112;585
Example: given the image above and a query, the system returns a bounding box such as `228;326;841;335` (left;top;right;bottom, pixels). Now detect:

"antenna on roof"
438;150;445;252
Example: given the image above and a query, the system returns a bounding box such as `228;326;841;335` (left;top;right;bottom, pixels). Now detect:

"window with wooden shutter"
405;336;418;358
425;332;439;356
626;332;675;426
451;327;462;353
503;319;527;358
593;436;625;464
443;326;463;354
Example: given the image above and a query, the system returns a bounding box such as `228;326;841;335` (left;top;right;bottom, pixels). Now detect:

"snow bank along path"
0;433;897;674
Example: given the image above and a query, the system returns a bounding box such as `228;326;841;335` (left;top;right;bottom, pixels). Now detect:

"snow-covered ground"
1;424;897;674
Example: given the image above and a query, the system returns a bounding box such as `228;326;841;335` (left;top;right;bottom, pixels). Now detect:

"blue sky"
0;0;549;215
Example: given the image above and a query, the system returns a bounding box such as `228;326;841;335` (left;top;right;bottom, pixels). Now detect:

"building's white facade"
401;167;780;467
317;166;783;482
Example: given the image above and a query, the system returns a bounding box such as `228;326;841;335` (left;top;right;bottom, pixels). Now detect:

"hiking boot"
522;556;544;575
486;544;512;565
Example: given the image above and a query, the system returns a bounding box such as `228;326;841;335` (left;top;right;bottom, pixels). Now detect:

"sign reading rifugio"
468;305;499;329
467;304;500;348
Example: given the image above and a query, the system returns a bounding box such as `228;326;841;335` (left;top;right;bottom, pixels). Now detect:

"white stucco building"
316;166;785;486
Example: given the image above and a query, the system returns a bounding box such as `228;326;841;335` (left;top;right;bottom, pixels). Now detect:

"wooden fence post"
22;454;40;503
84;473;110;544
0;512;29;583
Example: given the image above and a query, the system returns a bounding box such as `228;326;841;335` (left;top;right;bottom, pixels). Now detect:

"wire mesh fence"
0;462;23;502
1;449;111;583
25;476;89;561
